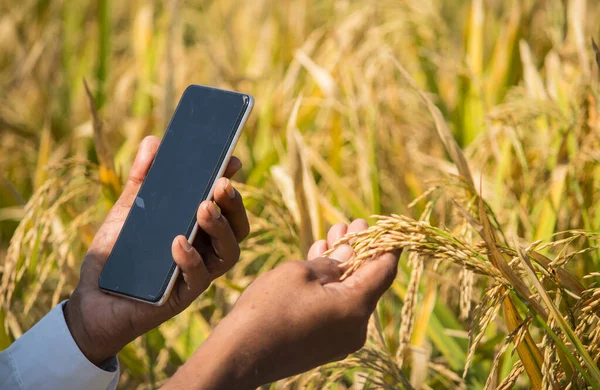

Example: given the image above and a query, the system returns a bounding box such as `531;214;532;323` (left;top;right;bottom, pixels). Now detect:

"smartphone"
98;85;253;305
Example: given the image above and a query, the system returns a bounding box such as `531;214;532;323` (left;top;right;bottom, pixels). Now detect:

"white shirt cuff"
7;301;119;390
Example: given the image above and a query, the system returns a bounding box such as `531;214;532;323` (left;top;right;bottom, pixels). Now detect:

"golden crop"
2;0;600;388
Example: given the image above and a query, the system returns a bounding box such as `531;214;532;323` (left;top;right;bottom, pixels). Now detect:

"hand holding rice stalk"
321;59;600;389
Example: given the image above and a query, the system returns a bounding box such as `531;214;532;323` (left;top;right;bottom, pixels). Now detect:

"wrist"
166;313;260;390
63;298;113;367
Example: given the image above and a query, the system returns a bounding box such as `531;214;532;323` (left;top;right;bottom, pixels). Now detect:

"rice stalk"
496;361;525;390
516;244;600;387
395;252;423;368
483;315;532;390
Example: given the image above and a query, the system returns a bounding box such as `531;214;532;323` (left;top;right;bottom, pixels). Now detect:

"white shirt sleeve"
0;301;119;390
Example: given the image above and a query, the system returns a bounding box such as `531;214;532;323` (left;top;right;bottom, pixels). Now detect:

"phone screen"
99;85;250;303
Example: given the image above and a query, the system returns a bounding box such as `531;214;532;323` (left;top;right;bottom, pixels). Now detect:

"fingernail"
224;179;236;199
205;201;221;220
180;237;193;252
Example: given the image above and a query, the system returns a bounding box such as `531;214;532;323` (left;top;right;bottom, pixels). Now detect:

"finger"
196;200;240;277
327;223;348;247
117;136;161;207
347;219;368;233
172;236;210;303
327;244;354;262
343;250;400;310
305;257;344;285
346;219;368;245
223;156;242;179
213;177;250;242
307;240;328;260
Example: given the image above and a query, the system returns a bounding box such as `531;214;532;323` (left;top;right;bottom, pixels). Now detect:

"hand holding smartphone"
98;85;253;305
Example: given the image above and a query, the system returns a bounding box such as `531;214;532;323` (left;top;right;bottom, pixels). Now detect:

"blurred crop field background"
2;0;600;388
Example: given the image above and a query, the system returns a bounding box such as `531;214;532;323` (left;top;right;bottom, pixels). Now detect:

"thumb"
116;136;160;208
342;250;400;310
